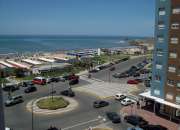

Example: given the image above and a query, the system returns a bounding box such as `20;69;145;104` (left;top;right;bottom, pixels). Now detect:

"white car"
115;93;126;100
120;98;136;106
6;127;13;130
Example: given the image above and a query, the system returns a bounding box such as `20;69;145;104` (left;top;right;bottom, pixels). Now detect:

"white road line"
62;118;100;130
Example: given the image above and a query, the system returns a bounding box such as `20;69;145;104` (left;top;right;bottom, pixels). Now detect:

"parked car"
89;68;100;73
93;100;109;108
24;86;37;93
5;95;24;106
121;98;136;106
6;127;13;130
106;112;121;123
32;77;46;85
62;74;79;81
144;80;151;87
69;79;79;85
60;89;75;97
50;77;61;82
141;124;167;130
130;66;138;71
46;77;52;84
127;80;139;84
133;73;140;77
140;69;150;74
127;127;143;130
113;72;129;78
134;78;144;83
124;115;148;127
115;93;126;100
3;83;20;92
109;66;115;71
21;81;33;87
47;126;59;130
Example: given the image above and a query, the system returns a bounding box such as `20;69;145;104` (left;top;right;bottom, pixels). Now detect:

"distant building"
140;0;180;121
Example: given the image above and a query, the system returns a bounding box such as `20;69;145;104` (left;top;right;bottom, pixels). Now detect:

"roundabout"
26;96;79;115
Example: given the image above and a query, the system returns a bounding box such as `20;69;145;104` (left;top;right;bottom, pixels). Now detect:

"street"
4;56;145;130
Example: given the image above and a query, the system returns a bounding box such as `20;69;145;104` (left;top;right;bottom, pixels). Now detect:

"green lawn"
37;97;69;110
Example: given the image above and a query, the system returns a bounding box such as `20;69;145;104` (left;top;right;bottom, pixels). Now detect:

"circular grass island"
36;97;69;110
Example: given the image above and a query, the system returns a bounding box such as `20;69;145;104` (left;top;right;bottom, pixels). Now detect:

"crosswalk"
75;76;139;99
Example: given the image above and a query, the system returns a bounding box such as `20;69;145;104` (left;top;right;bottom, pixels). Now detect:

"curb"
26;96;79;115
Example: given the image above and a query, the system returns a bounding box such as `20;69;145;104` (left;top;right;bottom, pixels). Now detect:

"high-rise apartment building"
140;0;180;121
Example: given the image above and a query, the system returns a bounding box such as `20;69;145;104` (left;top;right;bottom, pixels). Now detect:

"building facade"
152;0;180;104
140;0;180;121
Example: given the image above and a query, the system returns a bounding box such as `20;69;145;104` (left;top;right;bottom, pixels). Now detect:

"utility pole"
0;83;5;130
31;100;34;130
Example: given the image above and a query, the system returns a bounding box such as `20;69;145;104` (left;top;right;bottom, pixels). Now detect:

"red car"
127;80;139;84
32;77;46;85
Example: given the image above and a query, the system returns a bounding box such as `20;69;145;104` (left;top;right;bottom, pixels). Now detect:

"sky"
0;0;155;37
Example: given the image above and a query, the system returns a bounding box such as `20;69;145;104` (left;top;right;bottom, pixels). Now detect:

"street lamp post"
31;100;34;130
0;82;5;130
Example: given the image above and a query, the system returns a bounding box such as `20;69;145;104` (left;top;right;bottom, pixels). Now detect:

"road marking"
62;118;100;130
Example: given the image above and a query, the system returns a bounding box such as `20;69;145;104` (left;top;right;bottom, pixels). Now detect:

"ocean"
0;35;147;54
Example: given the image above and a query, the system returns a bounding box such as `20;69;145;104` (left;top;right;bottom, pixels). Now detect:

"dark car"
106;112;121;123
21;81;34;87
133;73;140;77
63;74;79;81
60;89;75;97
109;67;115;71
144;80;151;87
24;86;37;93
113;73;129;78
141;124;167;130
93;100;109;108
134;78;144;83
124;115;148;127
140;69;150;74
50;77;61;82
130;66;138;71
47;126;59;130
69;79;79;85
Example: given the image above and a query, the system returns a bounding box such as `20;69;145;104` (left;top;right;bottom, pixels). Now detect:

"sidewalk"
120;106;179;130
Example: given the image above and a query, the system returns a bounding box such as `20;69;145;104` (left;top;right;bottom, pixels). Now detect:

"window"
154;89;160;96
156;64;162;69
169;52;177;59
172;8;180;14
156;48;163;56
166;93;173;100
158;22;165;29
157;36;164;43
155;75;161;81
176;95;180;104
167;79;176;86
168;65;176;73
159;8;166;15
171;23;179;30
177;81;180;88
171;37;178;44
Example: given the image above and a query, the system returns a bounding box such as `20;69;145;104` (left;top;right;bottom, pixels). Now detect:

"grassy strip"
36;97;69;110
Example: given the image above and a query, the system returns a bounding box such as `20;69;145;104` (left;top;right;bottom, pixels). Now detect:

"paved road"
90;56;146;83
4;81;132;130
3;57;145;130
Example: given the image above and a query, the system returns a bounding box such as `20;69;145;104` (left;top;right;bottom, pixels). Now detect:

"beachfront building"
140;0;180;121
